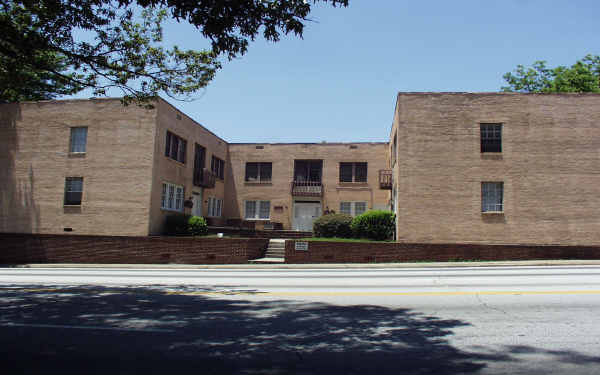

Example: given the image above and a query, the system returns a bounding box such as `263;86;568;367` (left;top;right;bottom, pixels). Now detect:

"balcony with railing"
291;180;323;197
379;169;393;189
193;168;216;188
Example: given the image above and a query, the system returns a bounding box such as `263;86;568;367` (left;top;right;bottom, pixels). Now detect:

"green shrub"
164;214;191;236
188;215;208;236
351;210;395;241
313;213;353;238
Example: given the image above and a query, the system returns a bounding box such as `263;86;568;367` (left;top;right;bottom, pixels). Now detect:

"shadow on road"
0;284;590;374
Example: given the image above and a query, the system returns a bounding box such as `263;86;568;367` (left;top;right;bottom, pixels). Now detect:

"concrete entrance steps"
249;239;286;264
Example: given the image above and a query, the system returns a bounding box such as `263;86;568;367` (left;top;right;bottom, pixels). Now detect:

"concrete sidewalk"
5;259;600;269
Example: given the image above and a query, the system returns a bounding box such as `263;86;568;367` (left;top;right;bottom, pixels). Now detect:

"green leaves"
1;0;348;105
502;55;600;93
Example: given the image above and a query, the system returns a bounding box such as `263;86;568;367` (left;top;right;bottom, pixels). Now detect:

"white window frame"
161;182;184;212
207;197;223;217
340;201;368;217
244;200;270;220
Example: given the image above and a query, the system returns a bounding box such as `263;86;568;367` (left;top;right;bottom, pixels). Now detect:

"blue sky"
70;1;599;143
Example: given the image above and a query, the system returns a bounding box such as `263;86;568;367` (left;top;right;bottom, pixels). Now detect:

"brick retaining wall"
0;233;268;264
285;240;600;263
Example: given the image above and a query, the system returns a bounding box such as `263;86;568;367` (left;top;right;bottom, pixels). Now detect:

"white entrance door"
293;202;321;231
192;191;203;217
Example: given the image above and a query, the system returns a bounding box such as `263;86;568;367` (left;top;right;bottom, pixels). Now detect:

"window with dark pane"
246;162;272;182
69;127;88;153
481;182;504;212
355;162;368;182
64;177;83;205
339;163;353;182
481;123;502;153
340;162;368;182
165;131;186;163
212;156;225;180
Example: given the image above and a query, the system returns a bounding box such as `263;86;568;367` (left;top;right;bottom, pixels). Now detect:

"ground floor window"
161;182;184;212
245;200;270;220
340;201;367;217
207;197;223;217
482;182;503;212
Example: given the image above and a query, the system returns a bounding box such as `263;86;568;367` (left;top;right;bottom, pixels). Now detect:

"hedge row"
313;210;395;241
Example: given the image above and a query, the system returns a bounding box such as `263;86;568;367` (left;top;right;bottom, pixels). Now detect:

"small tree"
188;216;208;236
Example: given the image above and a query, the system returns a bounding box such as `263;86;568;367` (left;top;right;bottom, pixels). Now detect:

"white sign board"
295;242;309;251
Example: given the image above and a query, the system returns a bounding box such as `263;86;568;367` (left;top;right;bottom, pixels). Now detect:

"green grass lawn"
299;237;395;243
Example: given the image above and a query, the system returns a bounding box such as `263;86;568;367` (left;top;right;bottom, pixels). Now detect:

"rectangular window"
245;200;270;220
259;201;270;219
340;201;352;215
245;162;272;182
391;132;397;167
207;197;223;217
340;201;368;217
211;156;225;180
161;182;184;212
339;162;368;183
481;123;502;153
193;144;206;186
69;127;87;153
482;182;504;212
64;177;83;205
165;131;187;163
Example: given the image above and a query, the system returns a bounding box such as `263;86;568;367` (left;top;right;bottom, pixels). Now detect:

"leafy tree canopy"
0;0;348;105
502;55;600;93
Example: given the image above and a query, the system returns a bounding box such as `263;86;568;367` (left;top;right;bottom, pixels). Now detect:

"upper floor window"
340;162;368;183
165;131;187;163
245;162;272;183
211;156;225;180
482;182;503;212
64;177;83;206
161;182;184;212
69;127;87;153
391;132;397;167
481;123;502;153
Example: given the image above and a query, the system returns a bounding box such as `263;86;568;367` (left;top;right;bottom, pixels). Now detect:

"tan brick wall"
393;93;600;246
0;99;156;235
227;143;390;229
148;100;229;234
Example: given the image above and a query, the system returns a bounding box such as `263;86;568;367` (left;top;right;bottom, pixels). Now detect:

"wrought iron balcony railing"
291;180;323;197
379;169;393;189
193;168;216;188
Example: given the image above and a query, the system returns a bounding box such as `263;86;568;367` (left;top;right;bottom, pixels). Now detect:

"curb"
5;259;600;269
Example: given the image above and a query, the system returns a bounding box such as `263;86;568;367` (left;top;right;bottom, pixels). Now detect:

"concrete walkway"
5;259;600;269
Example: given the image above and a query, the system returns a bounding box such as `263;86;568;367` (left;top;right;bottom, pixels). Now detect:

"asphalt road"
1;265;600;374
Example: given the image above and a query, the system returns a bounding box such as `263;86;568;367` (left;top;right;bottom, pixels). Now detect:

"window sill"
481;153;503;160
337;184;371;191
482;211;504;215
161;207;184;213
244;181;272;186
68;152;86;158
165;157;186;166
244;218;270;221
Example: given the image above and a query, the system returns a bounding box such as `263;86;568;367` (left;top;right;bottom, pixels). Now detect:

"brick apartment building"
390;93;600;246
0;97;389;236
1;93;599;246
